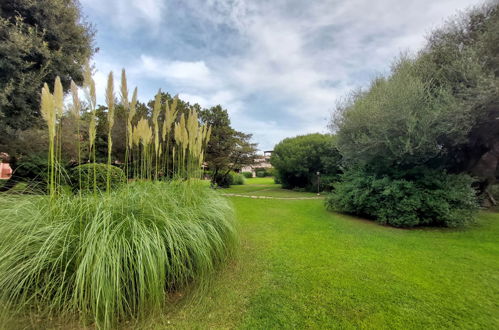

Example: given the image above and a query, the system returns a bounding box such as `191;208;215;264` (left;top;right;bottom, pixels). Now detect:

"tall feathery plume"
83;63;97;192
53;77;64;118
129;88;138;178
174;121;181;177
178;114;188;177
201;124;211;172
186;110;199;176
53;77;64;190
161;98;170;178
41;83;56;197
128;88;138;149
70;81;82;191
162;95;179;178
120;69;129;110
135;118;152;179
105;71;115;192
120;69;130;179
152;90;161;179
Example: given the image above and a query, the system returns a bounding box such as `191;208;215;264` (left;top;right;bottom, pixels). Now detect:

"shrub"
230;172;245;185
212;172;231;188
254;168;273;177
212;171;245;187
266;168;276;177
256;170;266;178
13;153;49;182
242;171;253;178
271;133;342;192
70;163;126;192
491;184;499;202
325;167;478;227
0;180;237;328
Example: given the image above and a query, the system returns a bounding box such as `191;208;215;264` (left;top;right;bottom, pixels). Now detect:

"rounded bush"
230;172;245;185
0;181;237;328
71;163;126;192
255;171;266;177
242;171;253;178
325;168;478;227
271;133;342;191
213;172;245;187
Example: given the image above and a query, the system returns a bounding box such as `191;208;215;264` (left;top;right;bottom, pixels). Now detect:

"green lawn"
2;180;498;329
153;181;499;329
223;177;319;198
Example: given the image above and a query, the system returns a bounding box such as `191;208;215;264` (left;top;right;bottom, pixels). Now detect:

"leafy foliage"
241;171;253;178
70;163;126;193
271;133;342;192
255;170;266;178
332;2;498;190
211;171;245;188
328;2;498;224
333;61;468;168
254;168;274;177
326;167;478;227
199;105;257;187
230;172;245;185
0;0;94;131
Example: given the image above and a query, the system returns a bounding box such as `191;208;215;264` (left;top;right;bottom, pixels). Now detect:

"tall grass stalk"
70;81;82;192
128;87;138;178
120;69;130;180
83;63;97;193
53;77;64;191
152;90;161;180
162;96;179;178
40;83;56;197
105;71;115;192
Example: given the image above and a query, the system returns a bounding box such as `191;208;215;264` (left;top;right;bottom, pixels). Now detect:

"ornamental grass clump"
0;69;234;329
0;181;237;328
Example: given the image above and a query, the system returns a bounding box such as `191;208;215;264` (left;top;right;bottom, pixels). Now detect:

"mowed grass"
223;177;319;198
158;181;499;329
1;180;498;329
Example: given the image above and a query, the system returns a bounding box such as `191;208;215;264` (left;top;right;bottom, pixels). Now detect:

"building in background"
241;150;273;177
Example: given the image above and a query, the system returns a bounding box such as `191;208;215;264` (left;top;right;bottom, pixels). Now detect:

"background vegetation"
271;133;342;192
327;2;499;227
0;0;94;192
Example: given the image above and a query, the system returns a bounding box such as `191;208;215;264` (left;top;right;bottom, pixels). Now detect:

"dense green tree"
0;0;94;191
271;133;342;192
416;2;499;198
332;1;498;199
199;105;257;187
0;0;95;130
328;2;498;225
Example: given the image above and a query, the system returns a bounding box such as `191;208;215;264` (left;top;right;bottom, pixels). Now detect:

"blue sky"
79;0;484;151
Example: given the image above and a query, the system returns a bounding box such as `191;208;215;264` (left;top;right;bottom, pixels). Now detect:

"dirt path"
221;193;323;200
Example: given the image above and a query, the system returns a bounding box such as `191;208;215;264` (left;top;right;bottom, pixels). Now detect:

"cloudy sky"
79;0;484;151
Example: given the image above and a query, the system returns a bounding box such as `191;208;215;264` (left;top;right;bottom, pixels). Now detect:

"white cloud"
81;0;485;150
80;0;165;31
137;55;217;89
